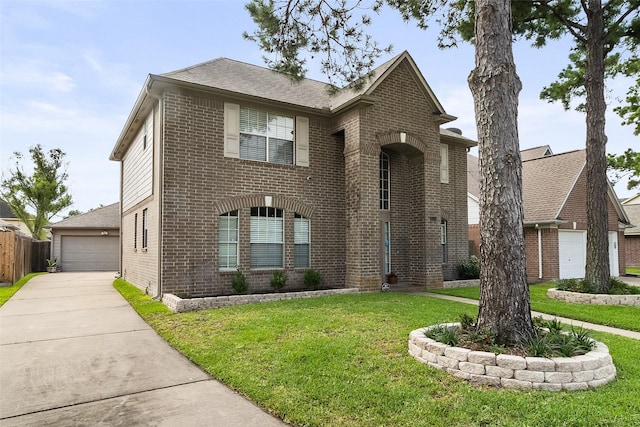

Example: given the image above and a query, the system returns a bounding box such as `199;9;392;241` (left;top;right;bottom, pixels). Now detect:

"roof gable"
521;145;552;161
49;203;120;229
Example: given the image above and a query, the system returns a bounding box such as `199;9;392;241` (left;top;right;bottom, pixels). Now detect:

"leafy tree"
246;0;534;343
436;0;639;293
0;145;73;239
65;209;83;218
607;148;640;190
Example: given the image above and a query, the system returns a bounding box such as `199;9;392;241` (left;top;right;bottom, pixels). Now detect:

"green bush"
303;269;322;290
555;277;640;295
231;269;248;294
270;270;288;291
456;256;480;279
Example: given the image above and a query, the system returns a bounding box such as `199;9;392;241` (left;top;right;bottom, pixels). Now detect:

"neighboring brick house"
110;51;476;298
622;194;640;269
468;148;631;282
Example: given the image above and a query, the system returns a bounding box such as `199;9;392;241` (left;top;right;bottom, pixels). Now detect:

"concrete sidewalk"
0;272;286;427
418;292;640;340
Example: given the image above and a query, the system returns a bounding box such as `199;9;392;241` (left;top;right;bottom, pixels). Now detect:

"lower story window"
441;219;447;263
250;207;283;268
219;211;239;269
294;214;310;268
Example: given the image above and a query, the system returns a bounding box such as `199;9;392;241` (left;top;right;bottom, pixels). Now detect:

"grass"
429;283;640;332
0;272;45;307
115;279;640;427
627;267;640;275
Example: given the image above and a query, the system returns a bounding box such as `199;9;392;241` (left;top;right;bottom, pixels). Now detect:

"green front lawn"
627;267;640;275
430;282;640;332
0;272;45;307
115;280;640;427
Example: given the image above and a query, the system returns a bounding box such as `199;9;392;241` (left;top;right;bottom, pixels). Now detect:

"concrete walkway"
418;292;640;340
0;272;286;427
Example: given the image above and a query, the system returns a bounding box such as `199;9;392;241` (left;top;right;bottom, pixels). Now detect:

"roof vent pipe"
446;127;463;135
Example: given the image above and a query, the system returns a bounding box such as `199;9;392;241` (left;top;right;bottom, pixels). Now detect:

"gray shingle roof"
49;203;120;229
520;145;552;161
522;150;586;222
0;201;17;218
623;203;640;235
467;150;588;223
162;58;333;110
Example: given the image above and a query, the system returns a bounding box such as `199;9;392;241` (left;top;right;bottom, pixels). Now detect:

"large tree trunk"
468;0;533;344
584;0;611;293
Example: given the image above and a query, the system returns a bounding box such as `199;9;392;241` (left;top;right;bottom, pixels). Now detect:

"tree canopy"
0;145;73;239
607;148;640;190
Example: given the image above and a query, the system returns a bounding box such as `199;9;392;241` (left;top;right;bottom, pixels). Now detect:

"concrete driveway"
0;272;286;426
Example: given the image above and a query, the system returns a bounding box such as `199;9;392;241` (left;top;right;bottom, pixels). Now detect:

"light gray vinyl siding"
122;113;154;211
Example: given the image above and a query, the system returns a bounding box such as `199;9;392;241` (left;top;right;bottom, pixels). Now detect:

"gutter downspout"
145;81;164;300
536;224;543;280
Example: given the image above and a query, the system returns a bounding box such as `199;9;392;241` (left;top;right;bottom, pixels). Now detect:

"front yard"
431;282;640;332
115;279;640;427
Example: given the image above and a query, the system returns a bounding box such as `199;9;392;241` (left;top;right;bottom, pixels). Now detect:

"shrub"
459;313;476;330
303;269;322;290
456;256;480;279
425;325;459;346
231;269;248;294
609;277;640;295
555;277;639;295
270;270;288;291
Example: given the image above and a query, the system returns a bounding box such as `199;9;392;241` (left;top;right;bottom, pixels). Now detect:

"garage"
558;230;620;279
61;235;119;271
48;203;120;272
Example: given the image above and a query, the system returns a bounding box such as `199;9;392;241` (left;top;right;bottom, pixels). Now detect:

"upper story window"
380;152;390;210
224;103;309;167
240;107;294;165
440;144;449;184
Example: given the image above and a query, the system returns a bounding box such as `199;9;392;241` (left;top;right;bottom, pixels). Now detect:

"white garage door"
558;231;586;279
61;236;119;271
558;230;620;279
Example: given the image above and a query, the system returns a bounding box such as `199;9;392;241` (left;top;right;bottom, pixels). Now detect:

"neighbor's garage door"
558;230;587;279
61;236;119;271
558;230;620;279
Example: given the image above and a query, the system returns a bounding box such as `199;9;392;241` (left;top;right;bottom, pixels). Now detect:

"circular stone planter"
547;288;640;306
408;324;616;391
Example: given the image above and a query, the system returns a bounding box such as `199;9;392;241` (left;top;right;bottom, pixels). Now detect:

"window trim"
440;144;449;184
134;213;138;251
441;219;447;263
250;207;284;269
142;209;148;250
294;213;310;268
380;151;390;210
239;107;294;165
219;210;239;271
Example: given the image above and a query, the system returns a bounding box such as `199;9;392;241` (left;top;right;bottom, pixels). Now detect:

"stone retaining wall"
163;288;360;312
548;288;640;306
443;279;480;289
408;324;616;391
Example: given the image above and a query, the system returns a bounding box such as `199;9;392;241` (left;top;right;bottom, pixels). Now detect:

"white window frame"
219;211;239;270
250;207;284;269
294;214;310;268
440;144;449;184
441;219;447;263
239;107;294;165
380;152;390;210
142;209;148;250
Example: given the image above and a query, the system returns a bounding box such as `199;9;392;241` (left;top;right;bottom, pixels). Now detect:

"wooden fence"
0;229;50;285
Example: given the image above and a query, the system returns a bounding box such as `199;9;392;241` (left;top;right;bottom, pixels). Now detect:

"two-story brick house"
110;51;476;298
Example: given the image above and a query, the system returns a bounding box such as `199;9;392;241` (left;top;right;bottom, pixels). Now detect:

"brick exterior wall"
119;59;471;297
625;235;640;268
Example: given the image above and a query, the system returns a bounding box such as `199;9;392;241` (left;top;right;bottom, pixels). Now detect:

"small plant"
425;324;459;346
46;258;57;267
609;277;640;295
456;256;480;279
569;326;596;354
231;269;248;294
303;269;322;290
459;313;476;330
270;270;288;291
522;332;551;357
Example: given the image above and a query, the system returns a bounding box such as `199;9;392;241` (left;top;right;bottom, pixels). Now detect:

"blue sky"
1;0;637;218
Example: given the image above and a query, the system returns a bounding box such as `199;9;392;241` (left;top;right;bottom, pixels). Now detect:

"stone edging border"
163;288;360;312
408;323;616;391
547;288;640;306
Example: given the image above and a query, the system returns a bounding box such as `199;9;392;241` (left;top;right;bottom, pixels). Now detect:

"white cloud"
1;65;76;92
